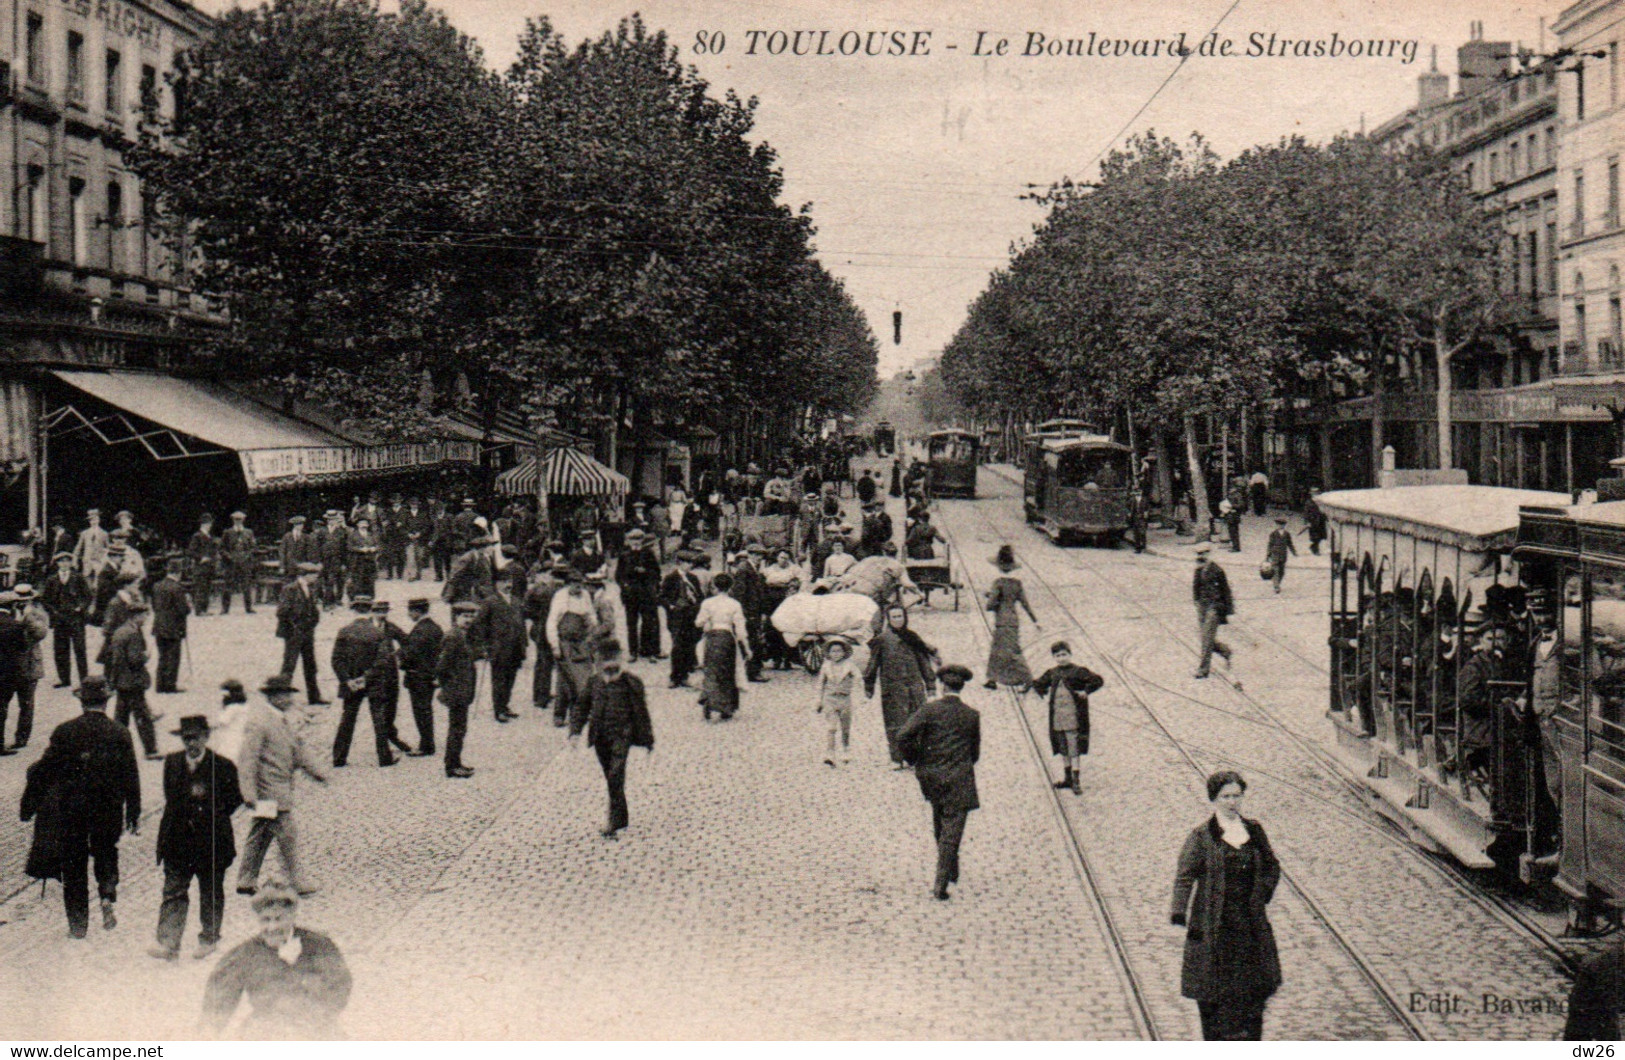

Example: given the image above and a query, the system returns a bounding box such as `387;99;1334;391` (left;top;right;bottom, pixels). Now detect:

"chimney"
1458;25;1514;97
1419;45;1450;110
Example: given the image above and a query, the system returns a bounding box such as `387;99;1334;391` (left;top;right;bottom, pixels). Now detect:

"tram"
1320;485;1571;878
1022;432;1133;546
873;421;896;457
925;429;979;499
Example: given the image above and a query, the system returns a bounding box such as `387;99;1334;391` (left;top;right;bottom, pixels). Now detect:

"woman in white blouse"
695;572;751;721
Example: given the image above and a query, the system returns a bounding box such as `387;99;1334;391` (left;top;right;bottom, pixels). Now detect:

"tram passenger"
1170;770;1282;1041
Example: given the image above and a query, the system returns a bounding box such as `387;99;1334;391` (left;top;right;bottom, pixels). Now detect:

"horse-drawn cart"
907;539;961;610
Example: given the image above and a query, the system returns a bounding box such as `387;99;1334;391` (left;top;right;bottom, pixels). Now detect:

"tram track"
938;492;1433;1040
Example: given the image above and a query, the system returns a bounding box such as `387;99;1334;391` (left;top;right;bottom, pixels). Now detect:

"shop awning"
496;447;629;497
47;369;478;493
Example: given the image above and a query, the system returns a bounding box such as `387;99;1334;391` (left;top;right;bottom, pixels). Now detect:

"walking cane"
182;635;194;680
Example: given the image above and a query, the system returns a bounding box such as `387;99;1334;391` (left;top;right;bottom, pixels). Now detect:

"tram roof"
1317;485;1572;552
1039;434;1131;454
927;428;977;440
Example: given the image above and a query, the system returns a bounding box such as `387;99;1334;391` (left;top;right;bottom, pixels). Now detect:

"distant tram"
925;429;979;499
873;421;896;457
1022;432;1133;546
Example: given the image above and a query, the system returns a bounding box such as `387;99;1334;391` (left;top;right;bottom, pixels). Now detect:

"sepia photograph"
0;0;1620;1044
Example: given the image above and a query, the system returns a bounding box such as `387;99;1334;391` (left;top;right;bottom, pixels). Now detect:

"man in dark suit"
220;511;257;615
40;552;90;689
148;715;239;961
368;599;412;757
317;511;348;609
151;558;191;695
733;549;770;683
186;514;219;615
381;496;408;580
660;550;704;688
437;602;478;778
896;664;982;901
330;598;393;768
618;530;663;662
20;676;142;938
471;577;526;722
399;598;441;756
568;639;653;839
276;562;325;704
279;516;318;577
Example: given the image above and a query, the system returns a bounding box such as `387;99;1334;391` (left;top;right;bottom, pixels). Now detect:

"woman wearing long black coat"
1170;770;1282;1040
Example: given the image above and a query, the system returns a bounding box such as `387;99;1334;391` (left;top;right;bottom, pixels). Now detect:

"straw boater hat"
992;544;1019;572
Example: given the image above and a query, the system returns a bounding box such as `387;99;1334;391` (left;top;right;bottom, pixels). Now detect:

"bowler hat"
552;563;577;579
1274;516;1288;525
991;544;1019;572
172;715;210;738
406;598;430;612
371;600;391;614
259;674;297;696
75;676;112;705
451;601;480;614
126;599;150;613
198;512;212;524
220;679;248;706
350;596;374;611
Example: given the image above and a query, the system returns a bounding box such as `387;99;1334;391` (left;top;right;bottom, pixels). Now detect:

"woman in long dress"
984;544;1039;691
696;572;750;721
863;603;937;768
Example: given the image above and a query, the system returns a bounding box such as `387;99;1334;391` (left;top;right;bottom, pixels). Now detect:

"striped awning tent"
496;446;630;497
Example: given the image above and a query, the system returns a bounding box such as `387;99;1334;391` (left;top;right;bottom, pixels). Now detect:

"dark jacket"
618;550;662;599
104;621;150;692
574;671;654;750
1565;944;1625;1040
733;564;768;618
1032;662;1103;754
435;626;477;709
1170;816;1283;1003
156;748;239;872
275;580;320;641
280;530;320;574
331;618;383;691
186;530;220;567
524;576;560;644
895;694;981;813
443;549;495;604
1193;561;1234;616
660;568;703;617
471;592;527;670
151;577;190;640
221;526;258;570
0;610;28;684
1265;529;1297;566
21;710;141;879
40;570;92;628
401;616;443;681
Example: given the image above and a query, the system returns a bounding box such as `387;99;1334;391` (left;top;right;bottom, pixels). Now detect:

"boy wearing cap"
437;602;479;778
186;514;219;615
152;559;191;694
276;562;326;703
150;715;240;961
42;552;91;687
21;676;141;938
106;601;159;759
896;664;981;901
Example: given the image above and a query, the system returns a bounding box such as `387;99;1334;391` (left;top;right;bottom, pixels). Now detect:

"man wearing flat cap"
41;550;91;689
186;513;219;615
220;511;257;615
150;715;240;961
106;599;159;760
330;598;395;768
618;529;663;664
152;558;191;695
276;562;325;704
21;675;141;938
896;663;982;901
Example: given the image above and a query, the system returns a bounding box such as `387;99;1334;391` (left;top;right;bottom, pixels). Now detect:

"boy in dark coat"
1265;516;1297;594
21;676;141;938
149;715;240;960
896;664;981;901
1031;641;1104;794
569;639;653;839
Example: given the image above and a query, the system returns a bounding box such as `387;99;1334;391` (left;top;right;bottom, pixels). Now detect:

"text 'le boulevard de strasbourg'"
5;0;1625;1046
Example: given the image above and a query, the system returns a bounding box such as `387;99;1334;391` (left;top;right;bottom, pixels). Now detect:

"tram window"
932;438;974;462
1562;571;1585;710
1586;569;1625;758
1057;452;1128;490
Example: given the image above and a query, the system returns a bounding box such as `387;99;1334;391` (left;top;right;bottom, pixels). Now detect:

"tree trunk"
1370;358;1387;487
1183;415;1212;540
1435;324;1454;473
1154;430;1174;514
628;392;647;509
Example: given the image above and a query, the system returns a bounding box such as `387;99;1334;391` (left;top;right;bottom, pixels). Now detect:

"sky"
198;0;1556;375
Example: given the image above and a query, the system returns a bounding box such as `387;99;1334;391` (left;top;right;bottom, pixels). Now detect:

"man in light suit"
896;664;981;901
235;674;328;897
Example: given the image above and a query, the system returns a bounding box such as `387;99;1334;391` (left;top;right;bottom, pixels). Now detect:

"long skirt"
700;629;740;718
987;614;1032;686
879;679;928;763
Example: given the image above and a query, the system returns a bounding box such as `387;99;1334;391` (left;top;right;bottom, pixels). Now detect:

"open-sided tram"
925;429;979;499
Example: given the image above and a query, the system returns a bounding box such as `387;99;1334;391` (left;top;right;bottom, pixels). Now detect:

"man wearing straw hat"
149;714;239;961
21;675;141;938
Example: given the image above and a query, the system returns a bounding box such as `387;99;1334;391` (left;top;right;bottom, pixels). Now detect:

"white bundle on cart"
771;591;878;646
